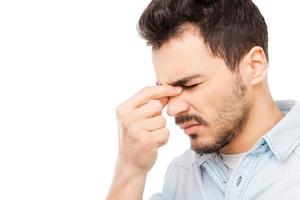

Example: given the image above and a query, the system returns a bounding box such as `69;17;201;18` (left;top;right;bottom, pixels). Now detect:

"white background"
0;0;299;199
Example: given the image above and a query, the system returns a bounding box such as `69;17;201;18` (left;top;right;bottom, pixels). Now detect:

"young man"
107;0;300;199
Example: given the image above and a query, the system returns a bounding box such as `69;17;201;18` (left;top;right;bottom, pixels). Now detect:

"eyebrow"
155;74;206;87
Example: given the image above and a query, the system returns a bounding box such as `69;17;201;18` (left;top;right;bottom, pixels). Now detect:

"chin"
190;135;228;154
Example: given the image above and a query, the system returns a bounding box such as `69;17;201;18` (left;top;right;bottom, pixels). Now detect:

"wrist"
115;161;148;181
107;164;147;200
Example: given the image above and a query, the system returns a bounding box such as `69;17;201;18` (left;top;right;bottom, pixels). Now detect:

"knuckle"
158;128;169;147
121;117;131;128
128;124;140;134
116;104;126;118
141;86;153;93
162;127;169;135
156;104;164;111
120;118;137;136
151;100;163;112
159;138;167;146
131;133;142;144
164;130;169;142
160;139;168;146
159;117;167;126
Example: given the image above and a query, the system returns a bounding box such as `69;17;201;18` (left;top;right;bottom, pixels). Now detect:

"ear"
242;46;268;86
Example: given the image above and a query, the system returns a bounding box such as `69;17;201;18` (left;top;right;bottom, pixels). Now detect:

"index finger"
126;85;182;109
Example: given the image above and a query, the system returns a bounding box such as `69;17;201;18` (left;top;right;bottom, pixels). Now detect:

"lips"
182;124;201;135
180;123;200;129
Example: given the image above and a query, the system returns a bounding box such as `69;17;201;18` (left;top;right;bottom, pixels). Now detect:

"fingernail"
174;86;182;92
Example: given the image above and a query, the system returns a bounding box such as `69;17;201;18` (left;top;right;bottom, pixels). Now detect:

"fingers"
114;85;180;174
116;85;181;119
141;115;166;131
136;98;168;118
151;128;169;147
125;85;182;109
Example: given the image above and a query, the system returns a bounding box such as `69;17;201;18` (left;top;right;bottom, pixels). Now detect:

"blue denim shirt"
150;100;300;200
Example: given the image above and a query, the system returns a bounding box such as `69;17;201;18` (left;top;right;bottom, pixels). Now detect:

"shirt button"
236;176;242;187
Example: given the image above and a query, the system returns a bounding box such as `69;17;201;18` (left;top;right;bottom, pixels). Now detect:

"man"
106;0;300;199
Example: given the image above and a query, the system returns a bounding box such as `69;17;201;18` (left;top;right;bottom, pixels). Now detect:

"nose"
167;95;189;117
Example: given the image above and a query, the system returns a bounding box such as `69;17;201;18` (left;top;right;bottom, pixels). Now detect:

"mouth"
180;123;202;135
180;122;200;129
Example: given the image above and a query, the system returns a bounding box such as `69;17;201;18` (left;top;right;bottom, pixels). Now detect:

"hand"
115;85;182;176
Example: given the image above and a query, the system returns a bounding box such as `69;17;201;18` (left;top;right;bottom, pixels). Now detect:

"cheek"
188;80;233;119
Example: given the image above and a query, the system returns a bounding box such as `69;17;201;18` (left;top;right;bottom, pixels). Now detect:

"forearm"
106;166;147;200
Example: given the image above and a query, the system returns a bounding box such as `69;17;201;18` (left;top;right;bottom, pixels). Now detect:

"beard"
175;74;251;154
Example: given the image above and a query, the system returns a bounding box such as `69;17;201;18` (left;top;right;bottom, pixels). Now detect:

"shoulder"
159;148;196;198
168;148;195;170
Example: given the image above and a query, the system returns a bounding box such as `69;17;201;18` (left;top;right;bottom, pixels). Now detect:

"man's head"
138;0;269;153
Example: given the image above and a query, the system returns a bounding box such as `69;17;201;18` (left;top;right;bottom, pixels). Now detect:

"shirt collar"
262;100;300;161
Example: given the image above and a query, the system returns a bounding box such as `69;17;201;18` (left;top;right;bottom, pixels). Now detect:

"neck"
220;92;284;155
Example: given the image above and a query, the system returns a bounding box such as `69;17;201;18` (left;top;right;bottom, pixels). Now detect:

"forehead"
152;32;224;85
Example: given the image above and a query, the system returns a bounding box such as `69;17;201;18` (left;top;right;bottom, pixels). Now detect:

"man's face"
152;32;252;154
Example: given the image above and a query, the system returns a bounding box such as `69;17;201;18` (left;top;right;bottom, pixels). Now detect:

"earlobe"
247;46;268;86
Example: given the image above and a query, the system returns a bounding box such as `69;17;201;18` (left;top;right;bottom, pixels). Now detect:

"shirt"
220;152;247;178
150;100;300;200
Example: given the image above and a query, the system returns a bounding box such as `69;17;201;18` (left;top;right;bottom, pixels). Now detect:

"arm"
106;86;182;200
106;163;146;200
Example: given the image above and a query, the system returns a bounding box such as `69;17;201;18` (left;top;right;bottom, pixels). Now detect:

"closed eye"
181;83;200;89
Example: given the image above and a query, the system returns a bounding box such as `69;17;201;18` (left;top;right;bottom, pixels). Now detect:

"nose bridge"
167;94;189;116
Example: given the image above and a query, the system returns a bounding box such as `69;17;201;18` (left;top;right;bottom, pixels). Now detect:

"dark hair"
137;0;268;70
